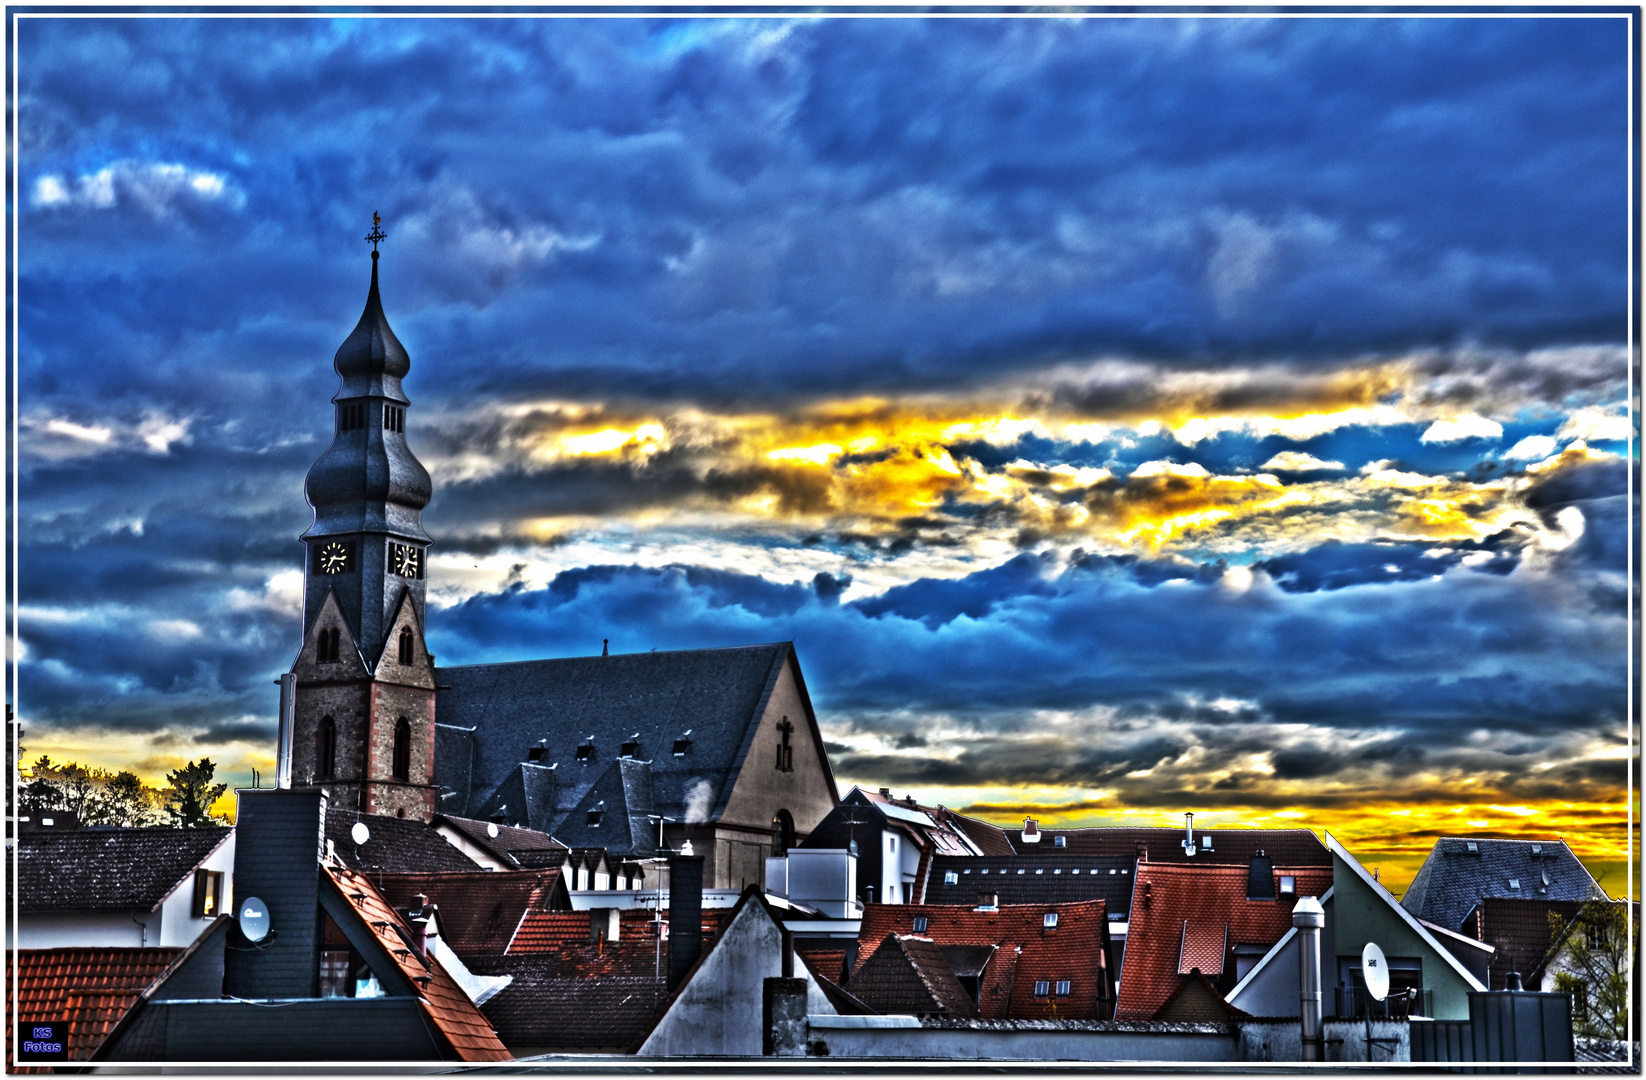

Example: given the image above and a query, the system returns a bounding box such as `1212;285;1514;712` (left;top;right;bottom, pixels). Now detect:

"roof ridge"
438;642;790;673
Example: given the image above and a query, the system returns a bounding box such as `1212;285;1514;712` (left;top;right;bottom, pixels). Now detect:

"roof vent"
1530;844;1543;856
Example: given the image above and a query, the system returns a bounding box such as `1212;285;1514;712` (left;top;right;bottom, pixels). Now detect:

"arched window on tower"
398;626;414;665
393;717;411;782
772;809;796;857
317;715;337;780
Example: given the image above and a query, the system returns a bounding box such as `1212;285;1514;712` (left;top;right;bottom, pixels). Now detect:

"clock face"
389;542;422;579
317;541;351;575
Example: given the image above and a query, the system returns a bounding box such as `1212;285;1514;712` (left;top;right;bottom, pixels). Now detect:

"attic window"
1531;844;1544;856
527;744;547;762
1054;835;1066;848
620;736;640;758
1279;875;1295;894
1044;912;1059;928
1055;980;1071;997
587;807;605;827
912;916;928;933
1016;869;1026;875
576;742;595;762
944;871;959;885
1465;841;1479;854
1053;869;1062;875
1033;980;1051;997
1508;878;1520;890
672;737;692;756
1035;869;1044;875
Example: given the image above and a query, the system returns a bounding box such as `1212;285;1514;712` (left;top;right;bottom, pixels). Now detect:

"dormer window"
672;734;692;756
1043;912;1059;928
587;805;605;827
527;743;547;762
576;742;595;762
912;916;928;933
620;735;640;758
944;871;959;885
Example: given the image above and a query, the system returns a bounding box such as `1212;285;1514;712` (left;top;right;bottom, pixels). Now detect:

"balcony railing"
1334;986;1431;1019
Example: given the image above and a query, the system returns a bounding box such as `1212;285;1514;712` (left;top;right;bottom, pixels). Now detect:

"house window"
775;717;794;772
912;916;928;932
319;950;352;997
944;871;959;885
1054;835;1066;848
192;870;223;918
1033;980;1051;997
398;627;414;664
1279;875;1295;894
393;717;411;782
1044;912;1059;928
317;715;337;779
1055;980;1071;997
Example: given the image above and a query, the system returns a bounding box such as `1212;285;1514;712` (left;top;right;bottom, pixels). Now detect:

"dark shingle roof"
1004;826;1329;867
435;815;568;869
434;644;791;835
17;828;231;913
848;934;979;1018
370;870;564;957
925;855;1136;912
323;809;480;873
473;962;667;1051
1401;838;1607;933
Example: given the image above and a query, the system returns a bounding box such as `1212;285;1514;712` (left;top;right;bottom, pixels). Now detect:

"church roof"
434;643;800;835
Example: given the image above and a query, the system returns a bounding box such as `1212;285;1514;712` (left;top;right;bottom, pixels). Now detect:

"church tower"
283;218;437;821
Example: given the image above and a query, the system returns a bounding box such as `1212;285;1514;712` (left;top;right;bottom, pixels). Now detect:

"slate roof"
324;808;480;873
1116;860;1332;1020
1005;825;1329;867
370;870;566;957
939;809;1017;856
434;644;804;835
849;934;979;1018
1400;837;1607;933
925;855;1136;912
551;757;658;856
5;948;181;1067
854;900;1113;1021
1462;897;1586;990
322;863;512;1061
434;816;568;869
16;828;231;913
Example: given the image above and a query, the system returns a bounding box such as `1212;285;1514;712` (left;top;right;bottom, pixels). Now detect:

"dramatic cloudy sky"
14;14;1635;888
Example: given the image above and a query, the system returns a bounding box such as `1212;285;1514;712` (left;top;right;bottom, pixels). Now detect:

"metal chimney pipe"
1182;812;1197;856
1293;895;1325;1061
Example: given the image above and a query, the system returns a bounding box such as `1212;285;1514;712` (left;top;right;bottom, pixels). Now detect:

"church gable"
294;590;369;682
373;588;435;689
718;650;838;841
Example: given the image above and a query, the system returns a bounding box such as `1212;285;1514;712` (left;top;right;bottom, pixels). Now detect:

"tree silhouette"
163;758;229;827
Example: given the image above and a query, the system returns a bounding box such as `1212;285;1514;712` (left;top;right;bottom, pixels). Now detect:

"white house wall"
637;900;836;1057
154;832;237;948
15;911;154;949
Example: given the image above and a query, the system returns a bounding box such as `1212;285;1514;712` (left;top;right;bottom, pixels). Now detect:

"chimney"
1181;812;1197;857
1507;970;1524;992
667;852;705;990
879;788;891;798
1292;895;1325;1061
223;788;327;1000
407;893;430;956
1136;840;1148;862
1247;850;1275;900
1021;817;1040;843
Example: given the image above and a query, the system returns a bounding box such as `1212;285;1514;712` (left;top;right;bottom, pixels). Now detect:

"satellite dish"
1362;941;1390;1002
351;821;371;846
487;822;499;839
239;897;270;942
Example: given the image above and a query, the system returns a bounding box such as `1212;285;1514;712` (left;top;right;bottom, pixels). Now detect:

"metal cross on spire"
365;211;387;252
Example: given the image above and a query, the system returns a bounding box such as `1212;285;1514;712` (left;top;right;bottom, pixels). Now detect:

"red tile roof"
1116;861;1332;1020
323;864;512;1061
370;869;563;957
5;948;181;1068
854;900;1113;1020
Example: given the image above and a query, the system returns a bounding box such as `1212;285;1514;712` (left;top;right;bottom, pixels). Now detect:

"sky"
12;13;1636;892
